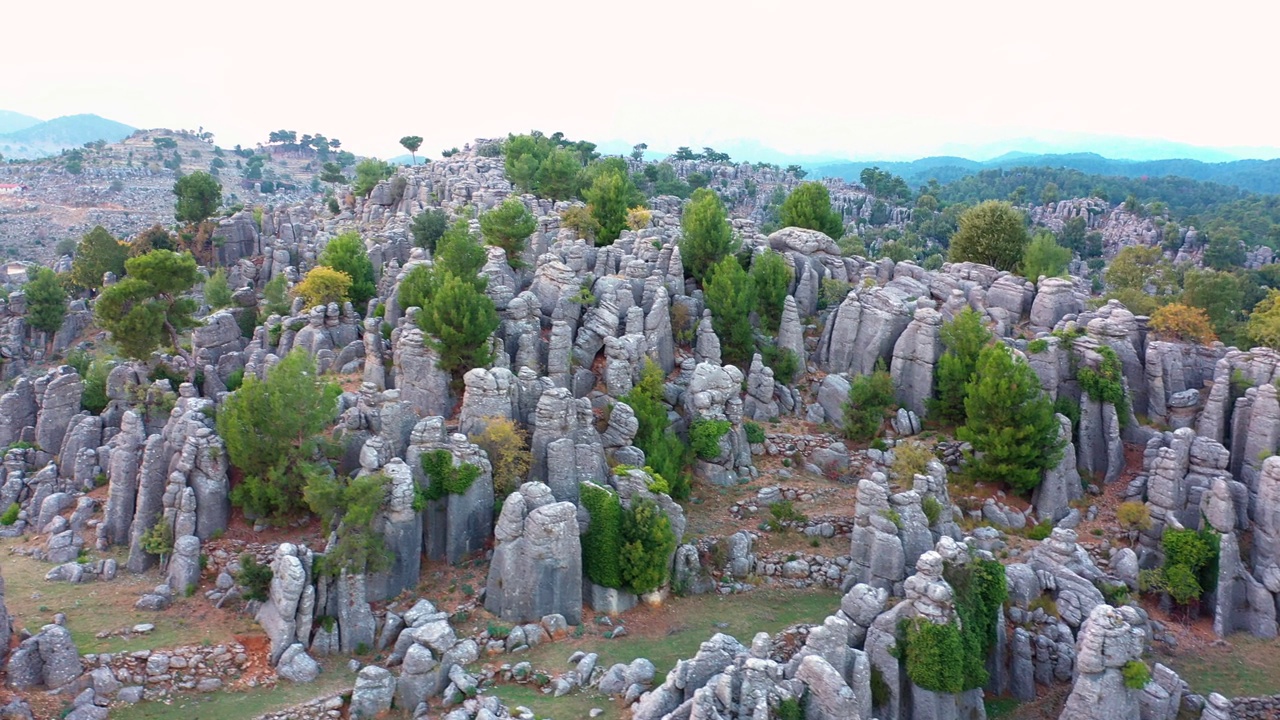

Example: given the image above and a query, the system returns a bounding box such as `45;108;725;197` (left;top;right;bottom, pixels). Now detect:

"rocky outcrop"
405;419;495;567
890;304;942;417
1059;604;1147;720
485;482;582;625
529;388;606;504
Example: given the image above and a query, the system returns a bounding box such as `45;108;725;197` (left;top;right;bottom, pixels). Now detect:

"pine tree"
410;209;449;253
779;182;844;239
24;267;68;341
750;250;792;333
218;349;342;519
70;226;128;290
416;271;500;384
584;168;630;245
679;188;736;284
703;256;756;366
204;268;233;309
318;232;376;309
957;344;1063;494
479;198;537;269
94;250;202;371
929;308;993;425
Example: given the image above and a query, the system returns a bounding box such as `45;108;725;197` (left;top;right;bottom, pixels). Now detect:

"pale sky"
3;0;1277;161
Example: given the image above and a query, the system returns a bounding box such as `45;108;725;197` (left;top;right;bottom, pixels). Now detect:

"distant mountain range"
0;112;136;159
810;153;1280;196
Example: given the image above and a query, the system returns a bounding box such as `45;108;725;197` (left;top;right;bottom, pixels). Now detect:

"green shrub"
744;421;765;444
1027;339;1049;354
777;696;804;720
487;622;512;639
419;450;481;504
943;556;1007;690
0;503;19;526
140;521;174;559
1078;345;1129;425
869;666;890;707
761;345;800;385
1026;520;1053;541
689;418;731;460
224;368;245;392
842;362;895;442
891;441;934;483
622;360;693;500
765;500;808;532
235;553;273;602
304;471;393;577
619;498;677;594
902;618;966;693
922;495;943;526
1122;660;1151;690
580;483;623;589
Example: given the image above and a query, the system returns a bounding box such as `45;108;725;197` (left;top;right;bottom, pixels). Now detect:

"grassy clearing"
481;588;839;719
110;664;356;720
0;538;254;654
1157;633;1280;698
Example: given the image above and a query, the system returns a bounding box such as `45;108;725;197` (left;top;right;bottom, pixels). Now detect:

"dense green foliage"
929;308;993;425
779;182;844;239
415;271;500;384
580;482;624;589
235;554;274;602
263;273;290;315
293;267;352;308
619;498;677;594
1180;269;1244;343
218;349;341;519
957;344;1063;493
95;250;201;363
419;450;482;502
70;226;128;290
680;188;736;285
1122;661;1152;690
173;171;222;225
689;419;731;461
304;471;392;576
947;200;1029;271
502;132;598;200
1020;231;1071;279
204;268;233;309
944;557;1008;690
902;619;966;693
582;167;634;245
1149;527;1219;607
80;357;112;414
842;363;895;442
0;503;19;526
410;209;450;253
318;232;376;309
761;346;800;384
24;267;67;337
1078;345;1129;422
750;250;792;333
480;198;537;267
399;135;423;164
621;361;693;501
703;256;757;365
352;158;392;196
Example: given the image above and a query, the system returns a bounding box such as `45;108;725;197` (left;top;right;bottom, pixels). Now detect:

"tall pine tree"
957;344;1063;494
929;308;993;425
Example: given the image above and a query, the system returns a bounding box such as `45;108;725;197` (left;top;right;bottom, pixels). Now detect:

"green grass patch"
985;697;1022;718
110;664;356;720
487;683;622;720
1158;633;1280;698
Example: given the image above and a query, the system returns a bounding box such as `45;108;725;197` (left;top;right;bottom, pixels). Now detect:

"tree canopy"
352;158;392;196
479;198;537;268
680;188;736;285
70;226;128;291
173;171;222;225
318;233;376;310
24;267;68;339
947;200;1030;272
94;250;202;370
399;135;423;164
779;182;844;239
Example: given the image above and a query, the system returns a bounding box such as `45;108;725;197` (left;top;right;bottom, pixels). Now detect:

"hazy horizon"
3;0;1277;162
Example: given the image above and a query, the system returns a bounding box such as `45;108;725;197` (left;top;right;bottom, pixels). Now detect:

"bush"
891;441;934;483
470;418;530;499
1026;520;1053;541
689;418;731;461
80;357;112;414
619;498;677;594
1149;303;1217;344
777;696;804;720
765;500;808;532
1116;501;1151;544
580;482;623;589
744;421;765;444
750;250;793;333
0;502;19;526
292;266;352;308
304;471;392;577
204;268;233;309
419;450;481;504
318;232;376;309
761;345;800;385
224;368;245;392
1027;338;1049;354
842;363;895;442
922;495;943;526
902;619;965;693
818;278;852;310
621;360;693;501
236;554;273;602
1122;660;1151;690
947;200;1029;272
140;521;174;559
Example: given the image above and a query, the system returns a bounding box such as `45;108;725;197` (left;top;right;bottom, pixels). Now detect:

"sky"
3;0;1278;162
